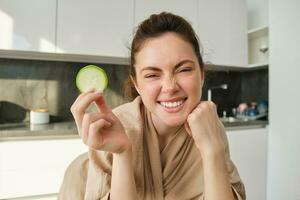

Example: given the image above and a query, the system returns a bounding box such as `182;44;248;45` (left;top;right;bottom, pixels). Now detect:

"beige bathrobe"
58;97;246;200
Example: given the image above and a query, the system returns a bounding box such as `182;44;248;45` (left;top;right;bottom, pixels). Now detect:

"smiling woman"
131;32;203;128
59;12;246;200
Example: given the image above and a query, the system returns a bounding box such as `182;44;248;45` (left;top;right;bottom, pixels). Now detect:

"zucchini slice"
76;65;108;92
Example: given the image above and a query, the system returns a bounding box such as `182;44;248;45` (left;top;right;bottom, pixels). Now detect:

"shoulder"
112;96;144;136
63;152;89;180
112;96;143;125
58;152;89;199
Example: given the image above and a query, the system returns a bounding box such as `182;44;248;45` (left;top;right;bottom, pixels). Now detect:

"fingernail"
94;91;102;95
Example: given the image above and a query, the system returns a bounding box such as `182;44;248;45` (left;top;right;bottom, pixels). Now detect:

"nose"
161;76;179;93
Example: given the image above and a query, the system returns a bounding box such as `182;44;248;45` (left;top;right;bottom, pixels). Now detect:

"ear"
130;76;140;95
201;71;205;87
200;69;205;88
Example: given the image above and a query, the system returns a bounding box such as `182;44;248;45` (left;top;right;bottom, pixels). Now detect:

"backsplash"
0;58;268;122
202;70;241;116
240;69;268;102
203;68;268;116
0;58;129;122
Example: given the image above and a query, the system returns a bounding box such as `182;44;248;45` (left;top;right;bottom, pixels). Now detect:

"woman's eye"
178;67;192;72
145;74;157;78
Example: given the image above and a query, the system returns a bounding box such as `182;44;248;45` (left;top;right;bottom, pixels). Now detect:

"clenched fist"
185;101;226;159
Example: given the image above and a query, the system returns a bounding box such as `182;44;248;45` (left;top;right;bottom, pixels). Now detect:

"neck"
151;113;181;136
151;113;182;151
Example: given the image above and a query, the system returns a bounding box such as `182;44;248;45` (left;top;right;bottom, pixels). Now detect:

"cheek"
139;81;161;100
180;75;203;97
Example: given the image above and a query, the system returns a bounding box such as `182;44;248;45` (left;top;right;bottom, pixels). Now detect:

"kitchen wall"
268;1;300;199
203;68;268;116
240;68;268;102
0;58;129;122
0;57;268;123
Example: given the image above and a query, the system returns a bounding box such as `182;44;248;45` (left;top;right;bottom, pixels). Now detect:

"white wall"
247;0;268;29
268;1;300;200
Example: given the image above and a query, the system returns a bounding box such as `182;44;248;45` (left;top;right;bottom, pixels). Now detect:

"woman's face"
133;32;204;127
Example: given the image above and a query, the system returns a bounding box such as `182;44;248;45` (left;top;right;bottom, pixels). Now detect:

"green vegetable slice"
76;65;108;92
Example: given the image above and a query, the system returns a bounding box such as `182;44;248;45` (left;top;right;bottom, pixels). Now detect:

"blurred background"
0;0;299;200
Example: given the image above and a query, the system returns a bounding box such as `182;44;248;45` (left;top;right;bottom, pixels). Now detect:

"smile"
158;98;187;113
159;100;184;108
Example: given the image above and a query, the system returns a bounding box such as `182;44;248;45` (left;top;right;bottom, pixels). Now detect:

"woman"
59;12;246;200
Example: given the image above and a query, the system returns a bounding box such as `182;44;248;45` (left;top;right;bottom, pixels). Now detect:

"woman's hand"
185;101;226;159
185;102;236;200
70;90;131;154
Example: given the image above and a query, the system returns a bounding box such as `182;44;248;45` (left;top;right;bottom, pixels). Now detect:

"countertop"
222;120;268;131
0;120;268;141
0;121;78;141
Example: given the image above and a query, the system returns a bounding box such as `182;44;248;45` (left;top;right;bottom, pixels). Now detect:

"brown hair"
124;12;204;100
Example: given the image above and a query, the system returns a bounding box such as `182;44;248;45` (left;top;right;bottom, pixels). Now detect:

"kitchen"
0;0;299;200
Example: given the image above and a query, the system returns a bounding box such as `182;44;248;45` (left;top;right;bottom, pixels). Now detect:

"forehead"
135;32;197;70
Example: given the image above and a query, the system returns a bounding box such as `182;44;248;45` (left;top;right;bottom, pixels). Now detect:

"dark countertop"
0;120;268;141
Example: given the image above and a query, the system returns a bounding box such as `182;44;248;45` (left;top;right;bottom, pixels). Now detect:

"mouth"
158;97;187;113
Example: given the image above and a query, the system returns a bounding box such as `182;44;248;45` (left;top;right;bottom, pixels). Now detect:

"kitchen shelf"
248;26;269;39
248;62;268;68
248;26;269;66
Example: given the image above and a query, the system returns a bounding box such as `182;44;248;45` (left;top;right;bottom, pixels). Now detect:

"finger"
71;91;95;124
87;119;112;148
71;92;104;128
184;122;192;137
71;90;95;130
94;92;112;113
81;112;114;143
72;88;95;107
199;101;219;121
75;92;104;114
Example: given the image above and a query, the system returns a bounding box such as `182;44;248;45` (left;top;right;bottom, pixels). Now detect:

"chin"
162;116;187;127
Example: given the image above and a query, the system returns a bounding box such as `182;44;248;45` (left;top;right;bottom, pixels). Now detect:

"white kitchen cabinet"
227;127;268;200
198;0;248;67
247;0;268;30
0;138;87;199
56;0;134;58
134;0;198;33
0;0;56;52
0;0;248;67
247;0;269;68
248;26;269;67
135;0;247;68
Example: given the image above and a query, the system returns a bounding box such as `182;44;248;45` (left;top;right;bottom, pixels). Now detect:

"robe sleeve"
58;150;113;200
198;123;246;200
221;122;246;200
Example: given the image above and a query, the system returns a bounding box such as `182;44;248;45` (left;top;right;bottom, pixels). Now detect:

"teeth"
160;100;184;108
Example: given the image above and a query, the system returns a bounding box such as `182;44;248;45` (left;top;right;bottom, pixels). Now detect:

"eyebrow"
140;59;195;73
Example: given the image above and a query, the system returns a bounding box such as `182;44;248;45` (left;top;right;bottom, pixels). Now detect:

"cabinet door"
57;0;134;58
247;0;268;30
198;0;247;67
0;0;56;52
0;138;87;198
134;0;198;32
226;128;267;200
